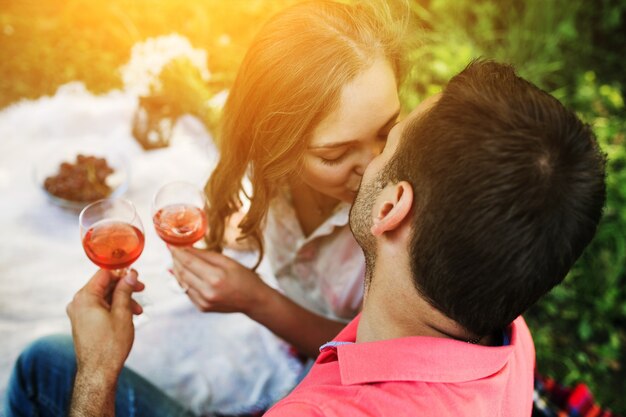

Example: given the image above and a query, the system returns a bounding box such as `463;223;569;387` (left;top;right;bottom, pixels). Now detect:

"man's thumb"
112;269;138;314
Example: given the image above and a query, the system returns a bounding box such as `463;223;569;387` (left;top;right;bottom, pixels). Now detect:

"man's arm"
69;372;117;417
66;269;144;417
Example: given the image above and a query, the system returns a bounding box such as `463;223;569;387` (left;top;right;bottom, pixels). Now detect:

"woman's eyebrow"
309;109;400;150
309;139;359;150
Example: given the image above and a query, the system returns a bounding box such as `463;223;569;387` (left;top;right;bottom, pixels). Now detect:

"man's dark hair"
383;60;607;336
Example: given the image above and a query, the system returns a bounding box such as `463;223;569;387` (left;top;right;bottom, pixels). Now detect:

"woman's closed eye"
319;151;348;166
318;133;391;165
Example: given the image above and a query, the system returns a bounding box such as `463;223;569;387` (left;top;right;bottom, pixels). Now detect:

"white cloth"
125;251;305;416
0;83;217;410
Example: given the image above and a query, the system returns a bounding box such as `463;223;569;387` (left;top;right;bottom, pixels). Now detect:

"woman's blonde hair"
205;0;408;267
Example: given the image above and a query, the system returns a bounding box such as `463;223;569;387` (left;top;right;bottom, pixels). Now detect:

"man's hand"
66;269;145;383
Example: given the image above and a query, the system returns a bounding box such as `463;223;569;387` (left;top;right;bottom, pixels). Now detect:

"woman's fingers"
168;247;259;314
185;287;212;312
171;248;223;284
168;265;187;290
171;257;220;301
183;247;233;269
171;259;191;291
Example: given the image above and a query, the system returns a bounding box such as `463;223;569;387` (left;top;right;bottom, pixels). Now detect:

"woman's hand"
170;246;347;358
169;246;271;315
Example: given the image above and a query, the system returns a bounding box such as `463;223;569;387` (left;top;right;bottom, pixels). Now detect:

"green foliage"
400;0;586;104
0;0;299;109
156;58;223;133
400;0;626;412
527;73;626;411
574;0;626;93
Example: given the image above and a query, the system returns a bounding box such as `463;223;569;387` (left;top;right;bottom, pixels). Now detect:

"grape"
44;154;115;202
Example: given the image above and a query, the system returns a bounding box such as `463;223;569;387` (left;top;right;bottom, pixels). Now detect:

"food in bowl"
43;154;116;202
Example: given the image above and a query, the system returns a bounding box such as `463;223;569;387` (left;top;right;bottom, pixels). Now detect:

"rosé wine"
153;203;207;246
82;220;145;270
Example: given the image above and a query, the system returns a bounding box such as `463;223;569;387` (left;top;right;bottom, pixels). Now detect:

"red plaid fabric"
533;372;621;417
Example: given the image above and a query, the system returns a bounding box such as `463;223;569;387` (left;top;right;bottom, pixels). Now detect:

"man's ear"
370;181;413;236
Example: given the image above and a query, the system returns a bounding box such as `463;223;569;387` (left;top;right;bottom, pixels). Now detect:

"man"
6;60;606;417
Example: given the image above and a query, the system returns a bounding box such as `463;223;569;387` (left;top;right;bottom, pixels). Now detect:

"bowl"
34;148;130;211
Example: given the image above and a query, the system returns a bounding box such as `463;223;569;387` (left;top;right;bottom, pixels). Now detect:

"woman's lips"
346;178;362;194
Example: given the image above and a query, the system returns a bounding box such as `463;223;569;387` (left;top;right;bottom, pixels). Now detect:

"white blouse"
263;189;365;322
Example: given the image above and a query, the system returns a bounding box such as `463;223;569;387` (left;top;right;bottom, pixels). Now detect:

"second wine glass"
152;181;208;247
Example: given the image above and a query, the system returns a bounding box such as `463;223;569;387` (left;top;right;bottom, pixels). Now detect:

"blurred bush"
527;72;626;411
0;0;298;108
400;0;586;105
399;0;625;412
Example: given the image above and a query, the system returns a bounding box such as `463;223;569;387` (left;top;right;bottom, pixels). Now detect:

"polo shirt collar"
333;317;518;385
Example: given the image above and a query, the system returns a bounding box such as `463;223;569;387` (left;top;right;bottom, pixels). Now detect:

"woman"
127;0;405;414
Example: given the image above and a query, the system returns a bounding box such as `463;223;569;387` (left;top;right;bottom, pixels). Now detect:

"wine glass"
79;198;145;278
151;181;207;247
152;181;207;293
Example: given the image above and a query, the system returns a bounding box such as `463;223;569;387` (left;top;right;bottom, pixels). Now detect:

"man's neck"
357;286;451;343
357;268;495;346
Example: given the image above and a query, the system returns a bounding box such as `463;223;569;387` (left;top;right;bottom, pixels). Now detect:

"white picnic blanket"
0;83;302;416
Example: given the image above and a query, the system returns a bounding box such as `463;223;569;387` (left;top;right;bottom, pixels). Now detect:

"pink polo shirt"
265;315;535;417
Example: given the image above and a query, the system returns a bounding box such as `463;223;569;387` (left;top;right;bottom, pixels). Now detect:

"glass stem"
111;267;129;278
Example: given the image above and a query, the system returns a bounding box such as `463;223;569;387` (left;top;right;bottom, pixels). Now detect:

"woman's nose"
354;143;381;175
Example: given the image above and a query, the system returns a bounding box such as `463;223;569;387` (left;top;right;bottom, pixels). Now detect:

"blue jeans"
4;335;196;417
